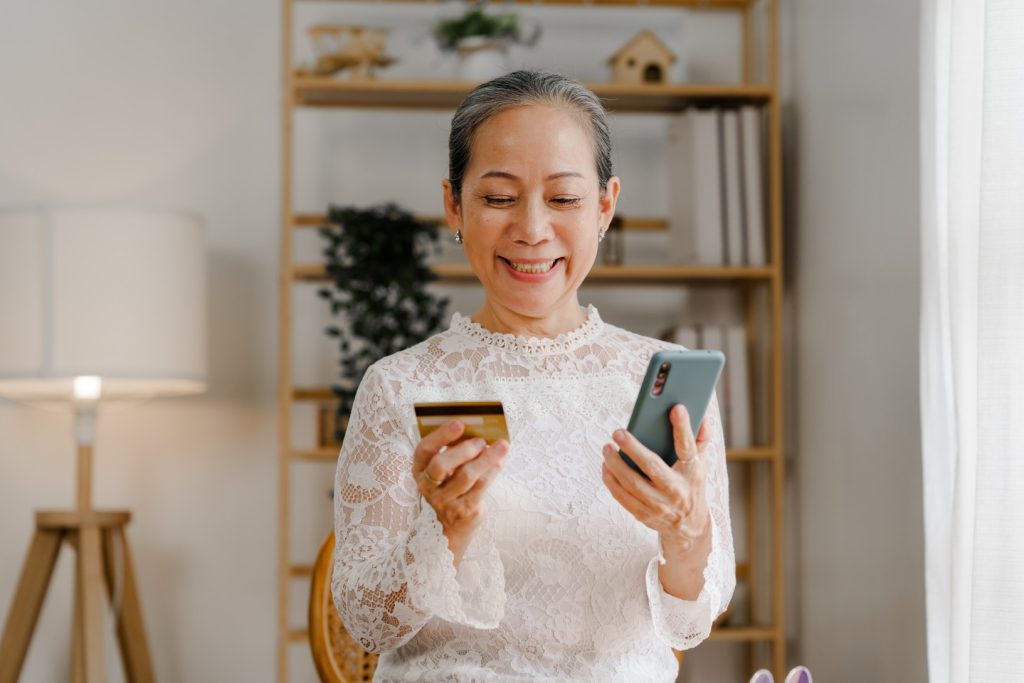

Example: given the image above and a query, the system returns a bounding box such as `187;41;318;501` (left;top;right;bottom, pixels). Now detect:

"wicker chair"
309;532;684;681
309;533;379;682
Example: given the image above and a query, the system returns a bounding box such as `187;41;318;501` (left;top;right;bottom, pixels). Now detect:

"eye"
551;196;583;208
484;196;515;207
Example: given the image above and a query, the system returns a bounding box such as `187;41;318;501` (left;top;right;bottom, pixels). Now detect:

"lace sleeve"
644;390;737;650
331;363;506;653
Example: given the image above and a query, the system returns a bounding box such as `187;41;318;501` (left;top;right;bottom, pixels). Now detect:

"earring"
453;229;463;245
598;226;607;242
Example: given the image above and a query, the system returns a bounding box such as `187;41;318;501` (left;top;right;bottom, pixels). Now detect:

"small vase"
455;37;510;82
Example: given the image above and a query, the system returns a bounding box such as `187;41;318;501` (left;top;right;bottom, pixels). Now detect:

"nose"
508;196;554;246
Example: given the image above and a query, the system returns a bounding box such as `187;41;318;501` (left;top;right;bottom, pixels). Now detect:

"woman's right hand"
412;420;509;565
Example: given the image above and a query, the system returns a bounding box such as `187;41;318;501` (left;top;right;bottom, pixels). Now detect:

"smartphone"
619;349;725;476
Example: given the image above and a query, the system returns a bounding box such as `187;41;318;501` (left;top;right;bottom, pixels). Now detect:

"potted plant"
433;2;541;81
317;203;449;442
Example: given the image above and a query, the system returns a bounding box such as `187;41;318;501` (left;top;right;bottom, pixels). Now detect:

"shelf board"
294;77;772;112
296;0;752;7
292;262;774;284
290;445;775;462
708;626;777;643
293;212;667;232
289;564;314;578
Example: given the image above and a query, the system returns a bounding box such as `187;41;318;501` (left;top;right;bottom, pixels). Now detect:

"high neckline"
448;305;603;355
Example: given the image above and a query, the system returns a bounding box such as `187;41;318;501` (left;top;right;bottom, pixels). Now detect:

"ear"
441;178;462;239
598;176;621;229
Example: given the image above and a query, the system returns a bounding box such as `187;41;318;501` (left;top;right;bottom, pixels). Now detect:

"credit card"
413;401;510;445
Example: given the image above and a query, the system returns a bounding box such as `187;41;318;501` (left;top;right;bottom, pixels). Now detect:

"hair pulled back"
447;70;613;202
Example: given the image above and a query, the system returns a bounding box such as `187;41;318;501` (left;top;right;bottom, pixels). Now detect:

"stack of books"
664;323;752;449
667;106;767;267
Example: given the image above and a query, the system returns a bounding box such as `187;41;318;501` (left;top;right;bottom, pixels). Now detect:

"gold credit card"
413;402;510;445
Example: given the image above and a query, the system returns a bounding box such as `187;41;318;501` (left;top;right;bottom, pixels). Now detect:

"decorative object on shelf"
667;105;767;266
317;204;448;443
607;29;676;85
0;207;206;682
599;215;625;265
299;24;397;79
434;3;541;81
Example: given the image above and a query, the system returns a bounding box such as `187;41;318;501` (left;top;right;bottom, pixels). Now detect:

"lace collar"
449;305;604;355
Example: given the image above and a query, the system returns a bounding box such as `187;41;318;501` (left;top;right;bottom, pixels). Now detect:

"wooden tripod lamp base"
0;445;156;682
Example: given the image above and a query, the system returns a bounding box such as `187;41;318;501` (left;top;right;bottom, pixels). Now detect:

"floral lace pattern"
333;308;735;682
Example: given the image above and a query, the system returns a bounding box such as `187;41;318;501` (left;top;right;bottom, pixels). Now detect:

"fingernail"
613;429;626;442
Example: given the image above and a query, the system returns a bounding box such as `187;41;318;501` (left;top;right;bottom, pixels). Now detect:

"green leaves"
434;6;522;51
318;203;450;442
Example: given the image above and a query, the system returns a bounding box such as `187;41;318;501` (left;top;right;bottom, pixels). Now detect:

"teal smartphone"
619;349;725;477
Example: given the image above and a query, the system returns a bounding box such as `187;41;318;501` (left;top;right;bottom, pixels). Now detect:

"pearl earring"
453;229;463;245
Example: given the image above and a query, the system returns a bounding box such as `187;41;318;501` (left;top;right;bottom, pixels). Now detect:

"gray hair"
447;70;613;203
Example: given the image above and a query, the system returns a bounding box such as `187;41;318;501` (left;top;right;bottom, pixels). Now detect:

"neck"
471;299;588;339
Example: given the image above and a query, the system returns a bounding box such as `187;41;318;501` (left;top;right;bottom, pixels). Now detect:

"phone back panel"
624;349;725;470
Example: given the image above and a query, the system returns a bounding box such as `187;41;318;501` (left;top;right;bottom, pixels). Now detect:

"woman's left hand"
601;404;711;549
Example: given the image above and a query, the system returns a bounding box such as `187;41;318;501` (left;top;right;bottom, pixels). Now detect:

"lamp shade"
0;208;206;399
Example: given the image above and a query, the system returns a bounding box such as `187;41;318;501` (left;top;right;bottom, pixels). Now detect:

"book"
667;324;700;351
722;109;744;267
667;112;696;264
724;323;752;448
668;108;723;265
740;106;767;266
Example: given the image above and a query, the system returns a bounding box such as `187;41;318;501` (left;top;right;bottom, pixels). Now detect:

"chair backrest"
309;531;684;680
309;533;380;683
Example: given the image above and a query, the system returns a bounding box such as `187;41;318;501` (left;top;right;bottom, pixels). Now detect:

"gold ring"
678;457;698;467
423;469;446;486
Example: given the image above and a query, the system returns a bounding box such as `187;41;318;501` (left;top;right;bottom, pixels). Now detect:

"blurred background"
0;0;925;681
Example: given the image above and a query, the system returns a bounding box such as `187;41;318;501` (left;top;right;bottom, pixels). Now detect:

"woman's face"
442;104;620;326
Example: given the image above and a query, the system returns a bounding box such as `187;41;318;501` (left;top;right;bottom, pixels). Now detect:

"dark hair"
447;70;613;202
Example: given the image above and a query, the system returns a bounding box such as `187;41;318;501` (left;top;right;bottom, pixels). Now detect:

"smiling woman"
331;70;735;683
442;102;620;335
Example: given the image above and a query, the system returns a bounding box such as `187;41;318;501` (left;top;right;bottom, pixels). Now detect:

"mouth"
498;257;564;274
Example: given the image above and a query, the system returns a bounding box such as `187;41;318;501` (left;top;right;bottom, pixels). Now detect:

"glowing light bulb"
73;376;102;400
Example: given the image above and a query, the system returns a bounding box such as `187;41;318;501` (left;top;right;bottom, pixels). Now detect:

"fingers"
413;420;465;473
695;417;711;451
418;437;487;493
434;440;509;503
670;405;699;467
603;443;673;507
612;428;675;489
601;459;654;519
458;442;509;506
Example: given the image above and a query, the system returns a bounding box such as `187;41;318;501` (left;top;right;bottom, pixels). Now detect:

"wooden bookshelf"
292;262;776;284
293;211;669;231
278;1;787;681
295;77;773;111
296;0;753;7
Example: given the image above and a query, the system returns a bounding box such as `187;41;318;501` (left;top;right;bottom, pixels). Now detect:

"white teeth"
507;259;557;274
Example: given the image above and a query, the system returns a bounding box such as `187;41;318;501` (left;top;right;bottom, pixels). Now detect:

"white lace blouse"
332;305;735;682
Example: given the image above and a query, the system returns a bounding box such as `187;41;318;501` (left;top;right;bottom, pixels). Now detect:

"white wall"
0;0;926;680
0;2;281;680
789;0;927;680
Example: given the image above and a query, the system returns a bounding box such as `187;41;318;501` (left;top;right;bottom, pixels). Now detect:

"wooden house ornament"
607;30;676;85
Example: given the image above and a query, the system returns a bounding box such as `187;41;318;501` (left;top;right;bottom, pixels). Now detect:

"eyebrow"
479;170;585;181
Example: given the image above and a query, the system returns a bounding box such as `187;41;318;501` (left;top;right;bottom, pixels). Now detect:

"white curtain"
920;0;1024;681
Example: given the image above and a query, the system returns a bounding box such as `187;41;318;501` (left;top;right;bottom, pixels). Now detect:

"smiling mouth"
499;257;563;274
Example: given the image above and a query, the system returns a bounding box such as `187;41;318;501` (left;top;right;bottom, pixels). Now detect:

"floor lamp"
0;208;206;683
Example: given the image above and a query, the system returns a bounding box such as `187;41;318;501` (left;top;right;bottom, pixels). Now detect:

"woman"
333;70;735;682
